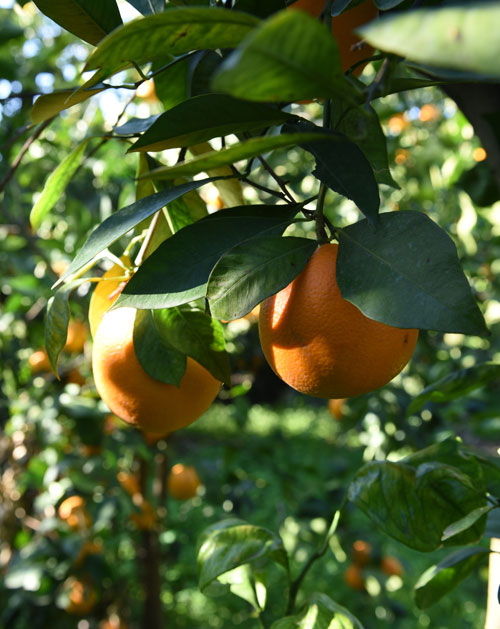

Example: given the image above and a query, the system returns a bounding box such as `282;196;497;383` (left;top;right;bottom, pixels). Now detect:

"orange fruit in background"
344;563;366;590
92;307;221;433
74;539;103;568
291;0;377;76
352;540;372;566
117;471;142;498
167;463;201;500
328;397;347;420
143;430;169;445
58;496;92;530
63;576;98;615
136;78;158;103
29;349;51;374
381;555;404;576
259;243;418;399
89;256;132;338
130;500;156;530
65;320;88;353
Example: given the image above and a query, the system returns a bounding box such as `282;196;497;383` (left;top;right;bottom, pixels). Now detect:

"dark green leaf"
212;9;360;103
207;236;317;321
271;593;365;629
348;459;488;551
198;518;288;592
458;161;500;207
33;0;122;46
407;362;500;415
84;8;260;81
359;5;500;77
138;132;336;181
153;309;231;385
116;204;301;310
114;114;161;136
55;179;215;288
284;120;379;222
373;0;405;9
442;506;493;542
337;210;488;335
125;0;164;15
133;309;187;386
30;139;90;230
415;547;489;609
129;94;295;152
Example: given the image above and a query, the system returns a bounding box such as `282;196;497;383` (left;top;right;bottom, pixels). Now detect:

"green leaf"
116;204;301;310
139;132;338;181
126;0;164;15
283;120;379;223
348;458;488;551
415;547;489;609
45;280;88;374
212;9;360;103
32;0;122;46
198;518;288;592
441;506;493;543
153;308;231;385
31;87;107;124
407;362;500;415
207;236;317;321
271;592;365;629
129;94;295;152
359;5;500;77
332;101;398;188
114;114;161;136
55;179;215;288
133;309;187;386
84;8;260;81
30;139;90;231
337;210;488;335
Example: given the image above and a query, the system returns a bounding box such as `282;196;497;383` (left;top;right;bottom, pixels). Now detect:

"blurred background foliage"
1;2;499;628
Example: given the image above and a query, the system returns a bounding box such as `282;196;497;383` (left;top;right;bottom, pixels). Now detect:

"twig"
256;155;296;204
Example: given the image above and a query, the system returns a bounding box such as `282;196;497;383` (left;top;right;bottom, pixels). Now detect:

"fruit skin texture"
258;244;418;399
92;307;221;433
89;256;131;338
291;0;377;76
167;463;200;500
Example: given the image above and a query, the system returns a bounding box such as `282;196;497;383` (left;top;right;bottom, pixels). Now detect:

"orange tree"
2;0;500;627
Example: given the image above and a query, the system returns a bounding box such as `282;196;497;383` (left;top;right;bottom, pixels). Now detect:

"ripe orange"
380;555;403;576
89;256;132;338
65;320;88;353
291;0;377;76
136;78;158;103
167;463;200;500
63;576;98;615
258;244;418;399
328;397;347;420
92;307;221;433
352;540;372;566
29;349;51;374
344;563;365;590
130;500;156;530
58;496;92;530
117;471;142;498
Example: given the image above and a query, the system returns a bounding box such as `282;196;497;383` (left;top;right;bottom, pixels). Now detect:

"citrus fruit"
117;471;142;498
130;500;156;531
352;540;372;566
89;256;132;338
58;496;92;530
380;555;403;576
258;243;418;399
92;307;221;433
344;563;365;590
167;463;200;500
291;0;378;76
328;397;347;420
63;576;98;615
65;320;88;353
136;78;157;103
29;349;51;374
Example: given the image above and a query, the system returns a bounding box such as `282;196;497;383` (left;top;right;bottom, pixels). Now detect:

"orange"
130;500;156;530
58;496;92;530
65;320;88;353
167;463;200;500
135;78;158;103
117;471;142;498
344;563;365;590
89;256;132;338
143;430;169;445
352;540;372;566
380;555;403;576
63;576;98;615
291;0;377;76
66;367;86;386
29;349;51;374
258;243;418;399
328;397;346;420
92;307;221;433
